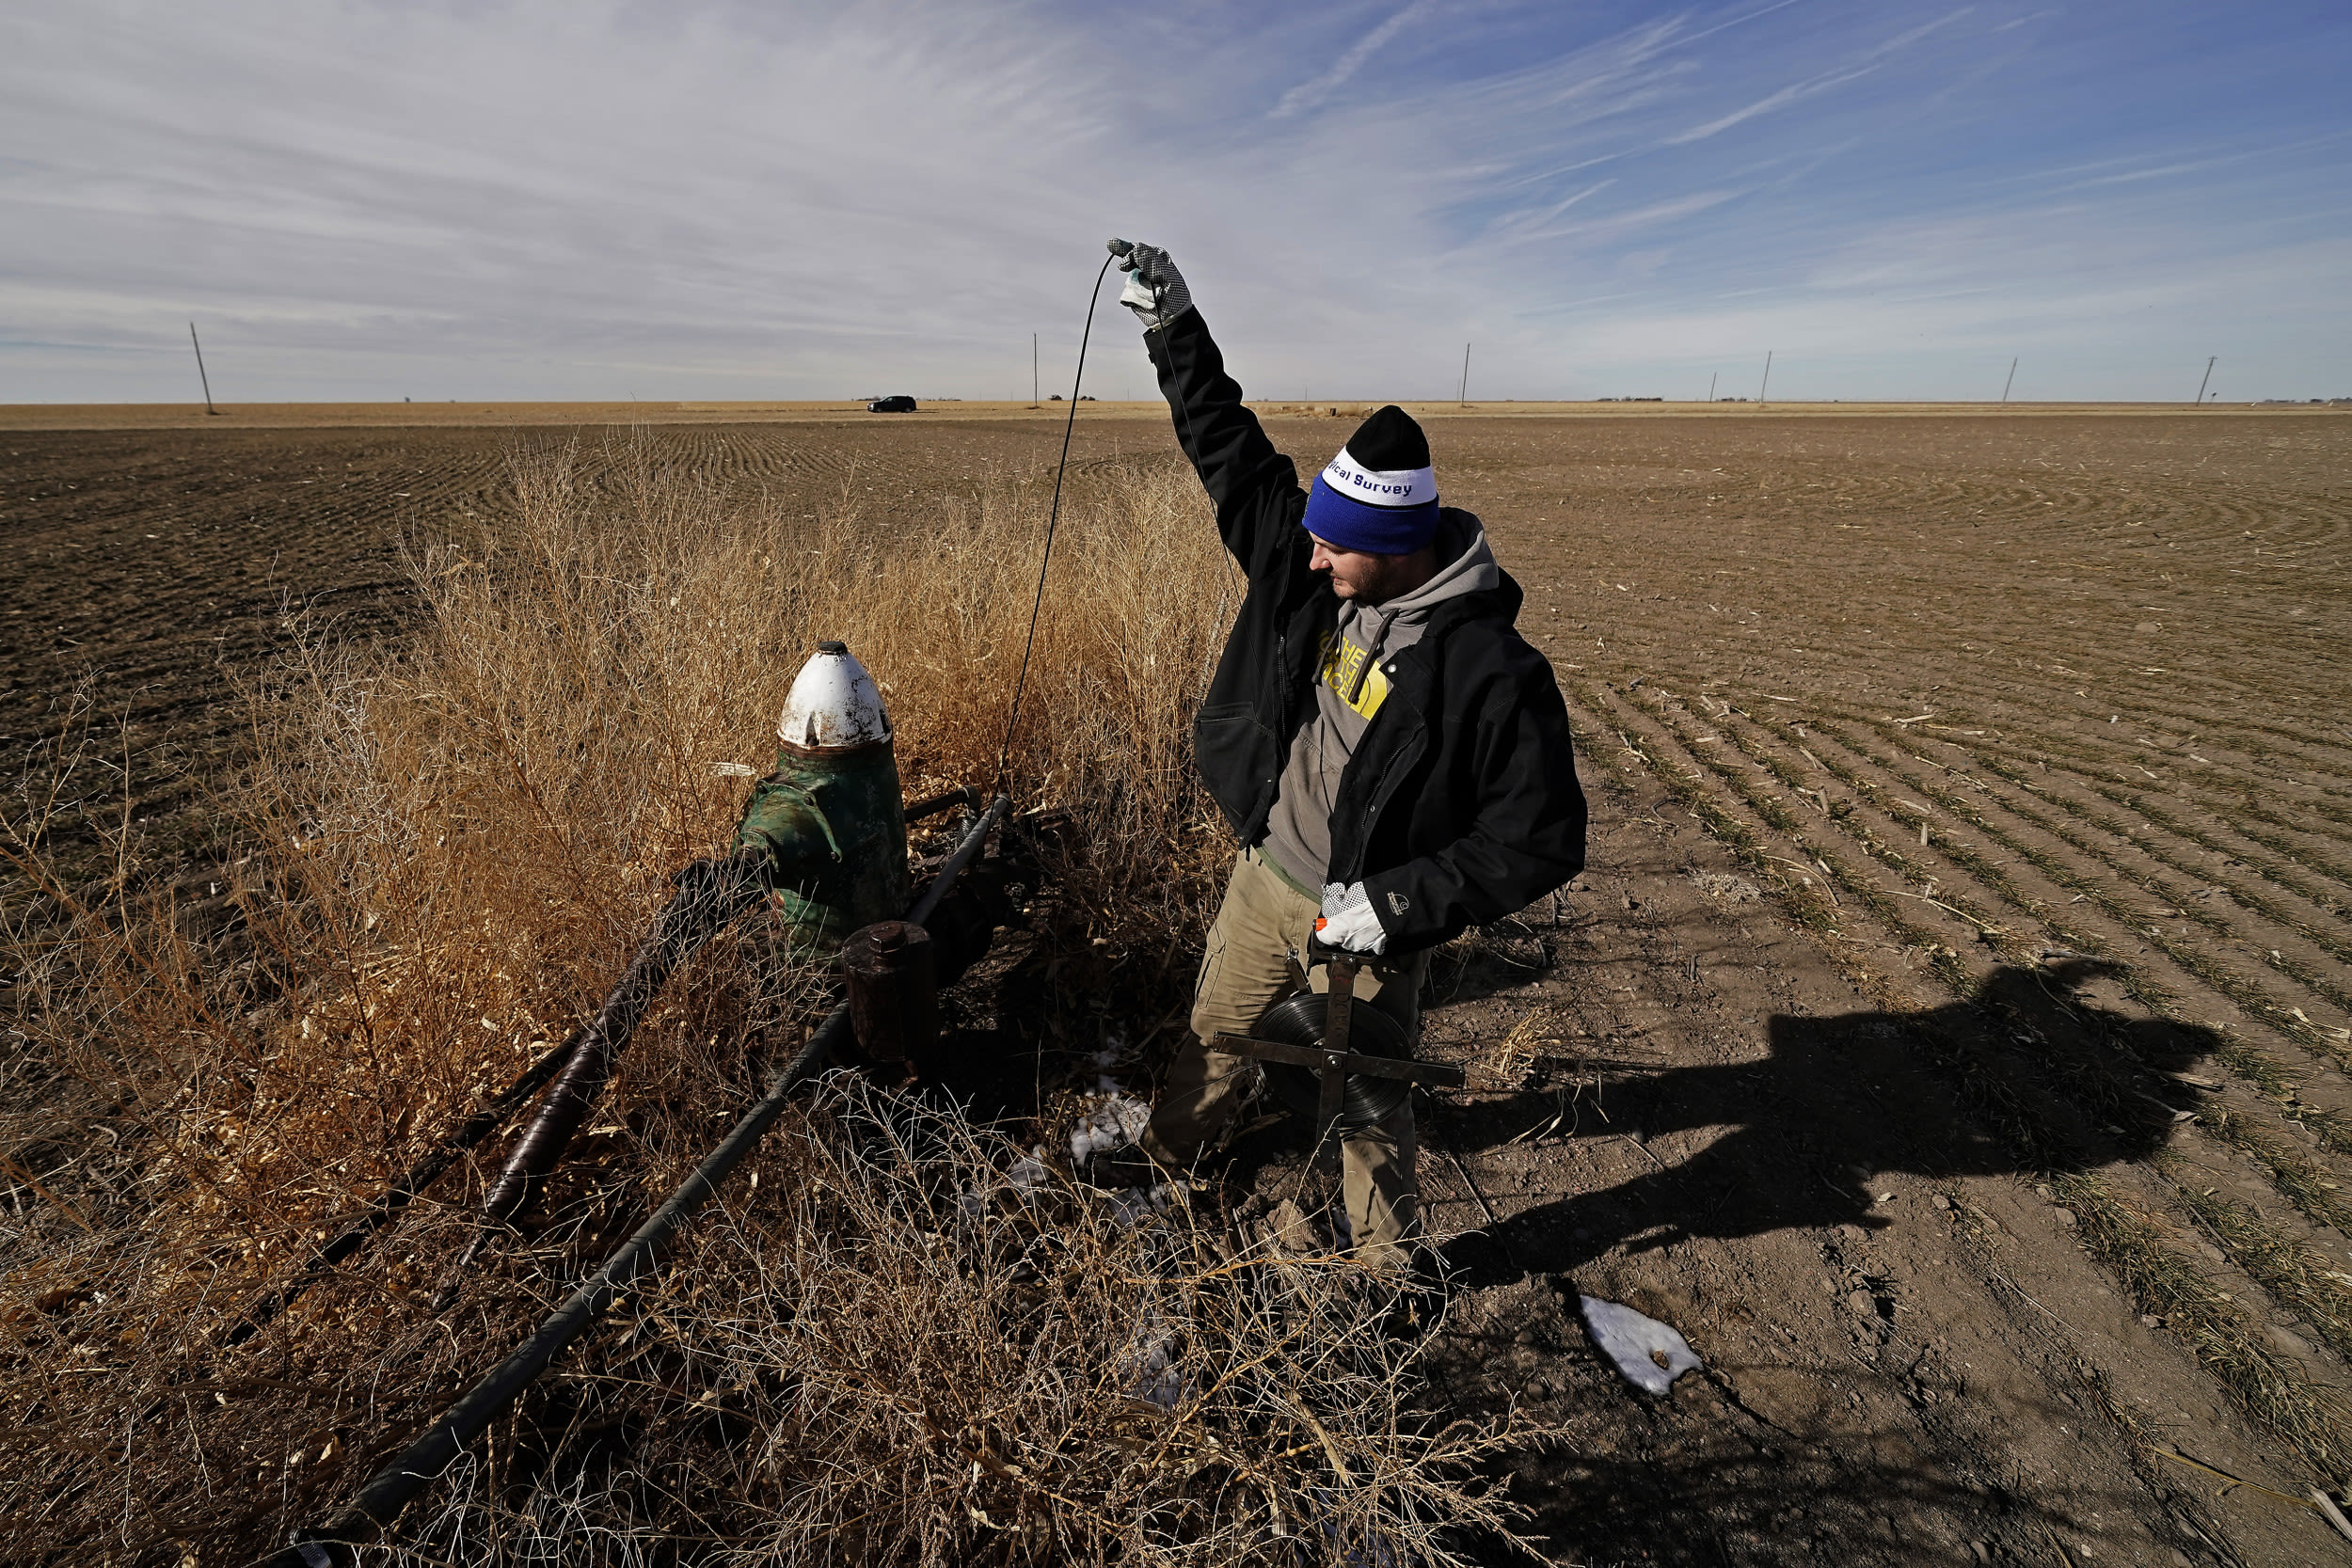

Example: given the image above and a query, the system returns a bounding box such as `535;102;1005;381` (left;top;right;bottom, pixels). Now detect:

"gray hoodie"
1261;518;1502;892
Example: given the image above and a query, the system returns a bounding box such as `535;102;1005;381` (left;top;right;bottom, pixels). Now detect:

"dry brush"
1;435;1527;1563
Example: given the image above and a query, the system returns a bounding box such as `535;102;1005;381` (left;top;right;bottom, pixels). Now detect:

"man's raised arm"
1110;239;1305;576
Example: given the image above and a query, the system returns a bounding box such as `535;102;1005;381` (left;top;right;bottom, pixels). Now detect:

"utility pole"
1458;342;1470;406
2001;356;2017;404
2194;356;2216;406
1757;350;1772;407
1707;372;1717;404
1032;334;1039;405
189;322;219;416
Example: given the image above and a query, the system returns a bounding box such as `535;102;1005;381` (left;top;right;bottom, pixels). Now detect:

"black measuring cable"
992;250;1119;792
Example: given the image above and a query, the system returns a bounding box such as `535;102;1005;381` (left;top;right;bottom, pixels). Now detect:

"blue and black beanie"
1300;404;1439;555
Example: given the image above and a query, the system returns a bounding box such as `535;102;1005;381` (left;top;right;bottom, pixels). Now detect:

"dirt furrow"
1870;732;2352;1024
1763;645;2352;801
1567;679;2352;1478
1787;712;2352;1085
1724;698;2352;1044
1677;705;2352;1378
1769;711;2352;1261
1720;704;2352;1127
1750;719;2352;1278
1884;708;2352;879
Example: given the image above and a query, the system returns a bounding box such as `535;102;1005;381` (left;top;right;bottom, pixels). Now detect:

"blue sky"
3;0;2346;403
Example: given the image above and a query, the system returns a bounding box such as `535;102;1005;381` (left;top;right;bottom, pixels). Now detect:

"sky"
3;0;2348;404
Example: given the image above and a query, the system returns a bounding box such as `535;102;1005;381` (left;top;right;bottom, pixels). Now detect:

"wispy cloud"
1675;0;1811;51
1661;62;1881;145
1664;8;1970;145
1272;2;1437;119
1488;178;1618;237
1488;186;1742;249
2038;130;2352;192
1;0;2345;403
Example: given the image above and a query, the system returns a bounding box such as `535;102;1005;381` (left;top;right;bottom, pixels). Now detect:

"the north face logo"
1387;891;1409;916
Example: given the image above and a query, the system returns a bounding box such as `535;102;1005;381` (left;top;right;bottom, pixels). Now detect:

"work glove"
1106;238;1194;332
1316;880;1389;956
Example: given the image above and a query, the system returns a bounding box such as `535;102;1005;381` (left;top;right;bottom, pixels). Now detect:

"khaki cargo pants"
1139;848;1426;1273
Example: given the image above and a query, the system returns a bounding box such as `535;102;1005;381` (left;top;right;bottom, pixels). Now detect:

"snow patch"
1070;1044;1152;1164
962;1145;1054;1218
1122;1320;1184;1410
1107;1180;1175;1229
1069;1092;1152;1164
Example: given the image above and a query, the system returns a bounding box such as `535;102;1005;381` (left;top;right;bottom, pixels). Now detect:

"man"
1107;238;1586;1272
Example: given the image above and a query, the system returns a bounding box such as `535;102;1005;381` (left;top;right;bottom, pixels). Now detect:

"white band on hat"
1320;446;1436;510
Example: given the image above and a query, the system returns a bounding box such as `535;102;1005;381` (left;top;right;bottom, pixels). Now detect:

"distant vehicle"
866;395;917;413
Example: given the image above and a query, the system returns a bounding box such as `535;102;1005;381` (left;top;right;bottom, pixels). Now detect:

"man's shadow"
1437;959;2223;1285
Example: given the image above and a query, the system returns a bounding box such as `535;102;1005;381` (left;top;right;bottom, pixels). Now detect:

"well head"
777;641;893;752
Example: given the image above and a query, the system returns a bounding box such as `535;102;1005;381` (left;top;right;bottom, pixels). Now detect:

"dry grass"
400;1078;1530;1565
0;436;1529;1562
1476;1006;1567;1089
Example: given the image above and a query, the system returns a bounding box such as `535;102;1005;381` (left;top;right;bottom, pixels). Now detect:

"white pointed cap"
777;641;893;750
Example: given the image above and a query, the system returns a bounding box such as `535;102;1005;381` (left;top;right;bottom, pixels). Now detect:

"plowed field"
5;405;2348;1564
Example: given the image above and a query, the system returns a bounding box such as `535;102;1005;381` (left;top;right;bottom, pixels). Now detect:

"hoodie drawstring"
1343;608;1398;706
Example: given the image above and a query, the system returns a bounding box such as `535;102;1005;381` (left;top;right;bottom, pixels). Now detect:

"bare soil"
5;406;2348;1565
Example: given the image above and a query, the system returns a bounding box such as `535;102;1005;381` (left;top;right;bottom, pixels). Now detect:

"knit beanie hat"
1300;405;1440;554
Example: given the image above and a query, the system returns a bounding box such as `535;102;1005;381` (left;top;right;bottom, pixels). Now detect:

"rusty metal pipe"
841;921;938;1065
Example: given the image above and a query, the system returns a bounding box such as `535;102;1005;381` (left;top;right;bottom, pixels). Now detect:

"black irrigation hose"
218;1037;579;1350
286;796;1011;1566
228;791;978;1348
909;793;1010;927
221;850;767;1348
905;784;983;825
480;848;771;1223
993;252;1118;794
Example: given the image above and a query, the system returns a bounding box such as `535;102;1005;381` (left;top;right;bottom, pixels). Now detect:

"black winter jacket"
1147;308;1586;953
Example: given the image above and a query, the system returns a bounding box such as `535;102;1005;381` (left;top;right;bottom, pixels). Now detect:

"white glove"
1107;238;1194;331
1317;880;1388;956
